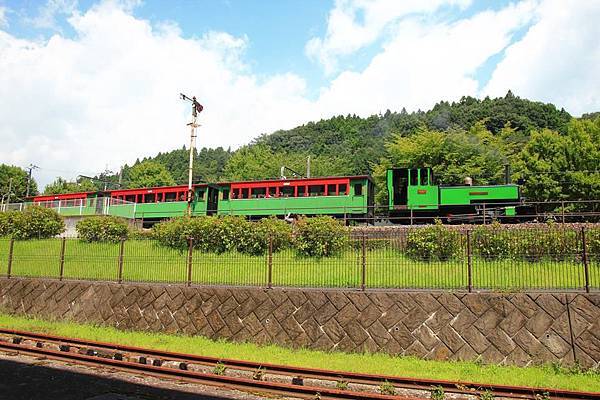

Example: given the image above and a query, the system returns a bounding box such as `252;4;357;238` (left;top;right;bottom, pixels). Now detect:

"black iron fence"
0;225;598;292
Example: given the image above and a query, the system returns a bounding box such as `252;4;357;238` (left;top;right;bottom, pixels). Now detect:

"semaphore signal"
180;93;204;216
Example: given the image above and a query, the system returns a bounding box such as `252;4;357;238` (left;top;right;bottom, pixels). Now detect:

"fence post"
561;201;565;224
59;237;66;281
466;230;473;293
361;231;366;291
7;238;14;279
267;235;273;289
581;227;590;293
117;239;125;284
482;203;486;225
187;238;193;287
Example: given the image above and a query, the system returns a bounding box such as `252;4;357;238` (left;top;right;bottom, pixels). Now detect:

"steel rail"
0;340;412;400
1;329;598;400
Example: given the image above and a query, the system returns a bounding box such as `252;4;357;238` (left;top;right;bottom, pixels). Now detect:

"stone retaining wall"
0;278;598;368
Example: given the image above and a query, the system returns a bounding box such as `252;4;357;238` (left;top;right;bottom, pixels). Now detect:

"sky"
0;0;599;188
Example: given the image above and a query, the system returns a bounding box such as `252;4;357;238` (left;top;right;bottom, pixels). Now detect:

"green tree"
222;144;349;181
384;125;507;186
517;118;600;202
0;164;37;202
127;160;175;188
44;177;97;195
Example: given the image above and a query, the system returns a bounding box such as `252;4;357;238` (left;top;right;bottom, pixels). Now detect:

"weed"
379;380;396;395
534;391;550;400
430;385;445;400
212;362;227;375
335;380;349;390
479;389;494;400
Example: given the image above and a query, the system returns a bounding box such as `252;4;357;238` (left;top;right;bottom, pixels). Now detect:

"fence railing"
0;226;598;292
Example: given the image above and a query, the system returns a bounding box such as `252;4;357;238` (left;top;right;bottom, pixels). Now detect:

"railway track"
0;329;597;400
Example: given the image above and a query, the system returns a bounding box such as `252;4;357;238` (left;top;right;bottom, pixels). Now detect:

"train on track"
26;167;525;225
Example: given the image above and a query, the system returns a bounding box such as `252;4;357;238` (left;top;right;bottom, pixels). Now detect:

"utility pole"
25;164;39;198
180;93;203;216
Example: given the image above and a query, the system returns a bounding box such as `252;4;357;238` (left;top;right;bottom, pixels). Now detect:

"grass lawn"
0;239;598;290
0;313;598;392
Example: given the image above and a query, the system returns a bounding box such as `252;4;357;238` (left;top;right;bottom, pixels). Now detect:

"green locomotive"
387;167;520;222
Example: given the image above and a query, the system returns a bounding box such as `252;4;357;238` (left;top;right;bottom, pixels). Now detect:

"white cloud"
306;0;472;74
0;6;8;29
0;1;314;187
484;0;600;116
316;1;537;115
27;0;78;30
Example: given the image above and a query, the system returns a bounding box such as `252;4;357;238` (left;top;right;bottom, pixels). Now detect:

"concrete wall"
0;278;598;368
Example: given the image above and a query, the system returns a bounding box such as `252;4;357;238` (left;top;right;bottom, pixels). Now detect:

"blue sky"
0;0;599;187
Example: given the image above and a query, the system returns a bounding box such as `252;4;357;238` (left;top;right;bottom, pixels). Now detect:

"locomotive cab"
387;167;439;211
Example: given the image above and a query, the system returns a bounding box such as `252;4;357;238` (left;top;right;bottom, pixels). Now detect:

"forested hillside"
26;91;598;205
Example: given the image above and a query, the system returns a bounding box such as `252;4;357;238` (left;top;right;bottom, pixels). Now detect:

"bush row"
151;215;348;257
0;206;65;240
405;221;600;262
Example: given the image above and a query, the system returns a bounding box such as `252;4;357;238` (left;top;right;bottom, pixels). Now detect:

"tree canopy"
44;177;97;195
0;164;37;202
127;161;176;188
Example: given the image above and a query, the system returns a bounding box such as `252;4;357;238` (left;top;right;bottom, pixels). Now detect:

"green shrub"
293;216;348;257
509;225;579;262
473;222;512;260
151;216;200;251
0;211;16;237
235;217;292;256
76;216;129;242
406;221;461;261
153;216;294;256
1;206;64;240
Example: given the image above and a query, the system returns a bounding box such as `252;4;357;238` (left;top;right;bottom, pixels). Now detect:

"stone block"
379;304;406;329
326;291;349;310
498;309;527;337
346;320;369;345
461;294;490;316
322;318;345;343
437;292;464;316
357;303;381;328
461;328;490;354
413;325;439;351
450;309;477;335
570;295;600;323
403;305;428;331
301;317;323;342
473;308;502;331
272;299;295;321
487;330;515;355
334;302;359;327
438;326;466;352
534;294;565;319
389;323;414;350
526;310;554;338
510;294;539;318
425;308;453;333
368;320;391;347
292;300;317;324
314;301;338;325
